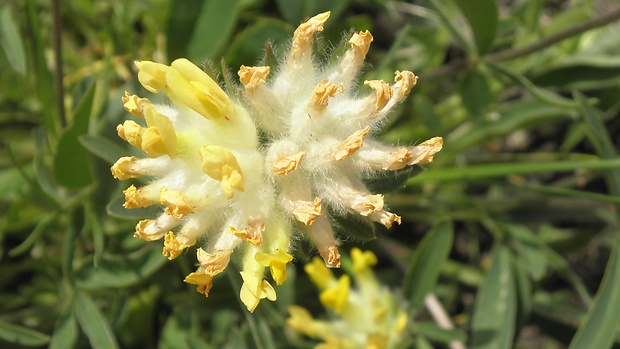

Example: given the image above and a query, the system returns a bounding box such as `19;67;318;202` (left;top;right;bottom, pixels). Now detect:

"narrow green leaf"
53;83;96;189
49;308;78;349
166;0;203;60
9;211;60;256
275;0;305;24
224;18;291;71
569;91;620;349
506;224;547;281
86;203;104;269
0;6;27;74
74;293;119;349
414;322;467;343
470;246;517;349
332;212;376;241
409;159;620;184
486;61;576;108
0;320;50;346
533;56;620;89
79;135;127;165
76;245;167;289
403;220;454;309
26;0;58;138
460;68;493;117
187;0;241;61
453;0;498;54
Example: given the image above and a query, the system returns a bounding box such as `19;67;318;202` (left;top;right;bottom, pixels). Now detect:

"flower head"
288;249;409;348
111;12;442;312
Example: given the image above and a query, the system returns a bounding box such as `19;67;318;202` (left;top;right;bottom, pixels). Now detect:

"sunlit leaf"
0;320;50;346
0;5;27;75
453;0;498;54
74;293;119;349
403;220;454;309
470;245;517;349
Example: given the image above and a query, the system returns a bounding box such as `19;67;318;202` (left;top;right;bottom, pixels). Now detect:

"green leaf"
453;0;498;54
0;166;31;199
470;245;517;349
533;56;620;89
74;293;119;349
486;61;576;108
76;245;167;289
460;68;493;117
186;0;241;62
49;308;78;349
403;220;454;309
0;320;50;346
414;322;467;344
409;158;620;184
79;135;127;165
275;0;349;25
332;212;376;241
224;18;291;71
53;83;95;189
0;5;27;75
505;224;547;281
569;91;620;349
365;167;423;194
452;100;576;151
166;0;203;60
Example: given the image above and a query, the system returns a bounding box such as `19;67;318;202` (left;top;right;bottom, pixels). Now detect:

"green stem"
51;0;66;128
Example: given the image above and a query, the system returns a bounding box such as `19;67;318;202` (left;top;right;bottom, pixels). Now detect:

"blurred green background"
1;0;620;348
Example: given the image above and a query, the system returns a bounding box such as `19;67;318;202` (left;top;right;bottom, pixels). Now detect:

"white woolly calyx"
111;11;443;312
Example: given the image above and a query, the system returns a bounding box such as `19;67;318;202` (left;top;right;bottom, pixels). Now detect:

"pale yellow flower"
111;12;442;312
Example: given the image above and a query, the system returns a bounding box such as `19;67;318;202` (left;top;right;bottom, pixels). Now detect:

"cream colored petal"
117;120;143;149
333;126;371;161
143;105;177;156
309;80;343;112
238;65;270;91
364;80;392;112
292;197;322;226
111;156;140;180
159;187;194;218
227;224;263;246
273;151;305;175
291;12;330;59
123;184;159;209
408;137;443;165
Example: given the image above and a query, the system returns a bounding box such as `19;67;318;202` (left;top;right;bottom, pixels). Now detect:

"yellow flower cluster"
288;248;409;348
111;12;442;312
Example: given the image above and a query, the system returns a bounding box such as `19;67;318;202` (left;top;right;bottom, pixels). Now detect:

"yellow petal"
135;60;168;93
304;256;335;290
143;105;177;156
159;187;193;218
166;58;231;119
333;126;371;161
111;156;140;180
255;250;293;285
140;127;168;158
117;120;143;149
199;144;244;198
121;91;150;118
123;184;158;209
162;231;193;260
351;248;377;272
183;271;214;297
319;275;350;314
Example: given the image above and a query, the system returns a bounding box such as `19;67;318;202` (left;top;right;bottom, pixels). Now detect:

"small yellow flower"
112;11;442;312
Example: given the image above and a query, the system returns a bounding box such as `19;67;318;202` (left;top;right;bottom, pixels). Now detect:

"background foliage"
1;0;620;348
